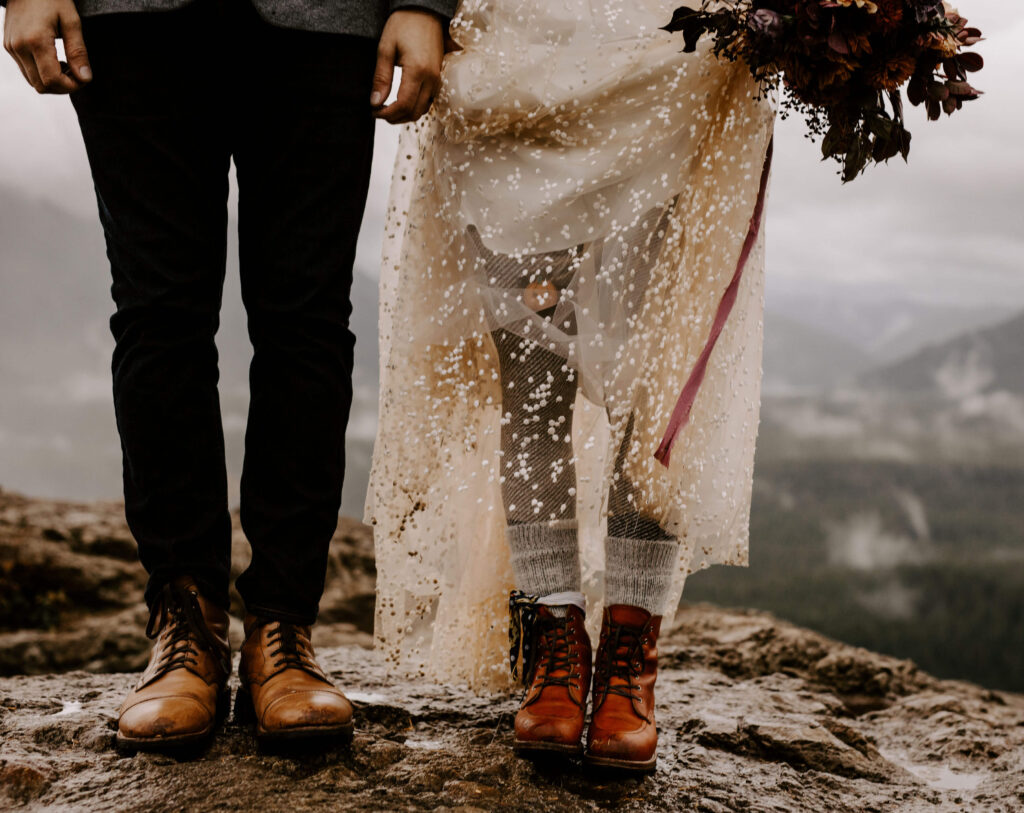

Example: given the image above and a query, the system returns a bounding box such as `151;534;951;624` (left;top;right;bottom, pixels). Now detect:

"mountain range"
2;184;1022;505
860;311;1024;398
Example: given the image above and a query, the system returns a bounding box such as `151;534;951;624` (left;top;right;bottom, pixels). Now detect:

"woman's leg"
605;414;679;615
493;327;581;607
475;230;590;755
586;414;675;773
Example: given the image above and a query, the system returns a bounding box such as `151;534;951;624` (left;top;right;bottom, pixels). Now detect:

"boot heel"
233;686;256;725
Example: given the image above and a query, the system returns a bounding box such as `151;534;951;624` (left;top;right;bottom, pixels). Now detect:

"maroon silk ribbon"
654;137;774;467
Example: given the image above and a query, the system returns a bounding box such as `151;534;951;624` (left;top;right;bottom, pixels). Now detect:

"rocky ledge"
2;488;1024;811
2;606;1023;811
0;487;375;676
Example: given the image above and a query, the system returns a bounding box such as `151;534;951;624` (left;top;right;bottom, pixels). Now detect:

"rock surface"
0;487;374;676
3;488;1024;811
1;606;1023;811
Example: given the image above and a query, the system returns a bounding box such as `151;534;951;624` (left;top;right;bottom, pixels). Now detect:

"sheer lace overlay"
366;0;776;690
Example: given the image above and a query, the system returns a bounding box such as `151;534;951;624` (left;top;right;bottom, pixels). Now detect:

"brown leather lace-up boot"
585;604;662;772
117;577;231;750
236;616;354;743
513;605;592;756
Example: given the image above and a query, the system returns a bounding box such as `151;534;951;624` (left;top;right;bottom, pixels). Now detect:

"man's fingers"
12;44;45;93
409;79;436;123
378;67;421;123
372;10;444;123
4;35;35;88
370;42;395;108
59;14;92;83
26;36;78;93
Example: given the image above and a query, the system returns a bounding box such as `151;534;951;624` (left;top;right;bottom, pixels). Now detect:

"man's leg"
71;4;233;610
229;8;375;744
231;11;376;624
69;2;234;749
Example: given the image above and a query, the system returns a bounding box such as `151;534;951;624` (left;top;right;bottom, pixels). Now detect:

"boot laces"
533;616;579;694
146;582;227;680
264;621;324;681
508;591;581;697
596;621;646;711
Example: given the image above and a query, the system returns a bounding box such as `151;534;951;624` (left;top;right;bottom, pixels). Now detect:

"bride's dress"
366;0;776;690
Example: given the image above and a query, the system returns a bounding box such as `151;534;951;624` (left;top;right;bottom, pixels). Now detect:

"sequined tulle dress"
366;0;776;690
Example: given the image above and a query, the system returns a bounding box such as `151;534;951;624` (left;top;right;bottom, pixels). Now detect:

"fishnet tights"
495;327;672;540
483;210;676;540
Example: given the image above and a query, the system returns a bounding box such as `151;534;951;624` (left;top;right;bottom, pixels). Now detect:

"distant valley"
3;186;1023;689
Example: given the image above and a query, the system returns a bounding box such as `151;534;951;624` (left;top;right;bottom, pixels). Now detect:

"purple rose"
747;8;784;42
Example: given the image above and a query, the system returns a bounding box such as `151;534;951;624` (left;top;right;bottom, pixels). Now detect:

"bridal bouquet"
664;0;984;181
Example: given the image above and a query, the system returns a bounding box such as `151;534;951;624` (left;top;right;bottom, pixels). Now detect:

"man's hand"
3;0;92;94
371;9;444;124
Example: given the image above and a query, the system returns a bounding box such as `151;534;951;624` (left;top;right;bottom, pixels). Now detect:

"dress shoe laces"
145;582;229;681
595;621;650;721
263;621;325;681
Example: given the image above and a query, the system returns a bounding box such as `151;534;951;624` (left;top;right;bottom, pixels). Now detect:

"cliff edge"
1;488;1022;811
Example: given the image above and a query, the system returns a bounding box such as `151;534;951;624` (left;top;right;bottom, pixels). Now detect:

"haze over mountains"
861;310;1024;397
763;287;1021;394
4;170;1023;693
3;180;1023;510
0;185;380;513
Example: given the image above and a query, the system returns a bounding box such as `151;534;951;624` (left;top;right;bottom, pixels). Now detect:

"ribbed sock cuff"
507;520;581;604
604;535;679;615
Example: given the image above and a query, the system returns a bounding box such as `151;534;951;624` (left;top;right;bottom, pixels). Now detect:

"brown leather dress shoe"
513;605;592;756
585;604;662;772
117;577;232;751
236;615;354;744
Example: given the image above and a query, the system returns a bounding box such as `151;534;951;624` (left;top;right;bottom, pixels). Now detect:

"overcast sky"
1;0;1022;310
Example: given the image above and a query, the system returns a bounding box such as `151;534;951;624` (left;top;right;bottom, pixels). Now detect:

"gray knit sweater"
0;0;457;40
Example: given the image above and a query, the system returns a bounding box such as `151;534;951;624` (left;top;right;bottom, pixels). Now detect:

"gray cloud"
1;2;1021;309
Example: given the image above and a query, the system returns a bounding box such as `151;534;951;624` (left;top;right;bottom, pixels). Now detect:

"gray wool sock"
507;521;581;617
604;535;679;615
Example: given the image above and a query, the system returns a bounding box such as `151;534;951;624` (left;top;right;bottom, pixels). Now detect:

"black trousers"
70;0;376;623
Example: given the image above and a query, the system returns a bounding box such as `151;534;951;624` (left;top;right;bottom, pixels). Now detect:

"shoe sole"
584;752;657;773
234;686;355;746
116;686;230;753
513;739;583;757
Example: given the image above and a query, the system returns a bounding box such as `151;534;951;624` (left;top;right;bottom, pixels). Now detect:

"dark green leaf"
821;123;848;159
869;116;893;141
898;127;912;162
842;138;869;183
889;90;904;122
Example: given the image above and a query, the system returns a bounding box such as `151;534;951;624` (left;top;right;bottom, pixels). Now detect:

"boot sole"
584;752;658;773
116;686;231;753
513;739;583;757
234;686;354;745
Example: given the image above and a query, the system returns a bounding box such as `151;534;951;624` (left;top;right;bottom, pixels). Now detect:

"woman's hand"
371;9;445;124
3;0;92;94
